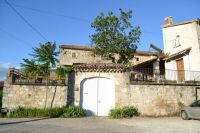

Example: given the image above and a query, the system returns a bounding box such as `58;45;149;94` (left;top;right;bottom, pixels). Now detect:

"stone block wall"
118;84;199;116
73;72;129;106
2;71;199;116
59;48;157;66
59;49;112;65
73;71;199;116
2;83;67;109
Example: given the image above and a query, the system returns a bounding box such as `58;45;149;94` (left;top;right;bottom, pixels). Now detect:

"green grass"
8;106;86;118
109;106;139;119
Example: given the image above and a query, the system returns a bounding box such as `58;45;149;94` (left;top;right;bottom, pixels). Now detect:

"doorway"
176;58;185;82
80;77;115;116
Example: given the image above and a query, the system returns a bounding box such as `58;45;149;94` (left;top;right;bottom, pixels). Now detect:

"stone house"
59;45;166;116
2;17;200;117
58;44;199;116
59;45;160;66
162;17;200;82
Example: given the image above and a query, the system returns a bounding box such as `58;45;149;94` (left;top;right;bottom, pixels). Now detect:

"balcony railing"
130;68;200;85
8;68;66;86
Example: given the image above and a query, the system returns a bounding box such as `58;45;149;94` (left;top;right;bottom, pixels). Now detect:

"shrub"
8;107;64;118
109;106;139;119
56;66;73;76
8;106;86;118
61;106;86;118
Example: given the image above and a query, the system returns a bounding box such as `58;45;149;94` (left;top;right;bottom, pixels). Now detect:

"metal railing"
8;68;66;86
130;68;200;84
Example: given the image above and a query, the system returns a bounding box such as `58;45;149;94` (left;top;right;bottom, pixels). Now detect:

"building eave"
60;44;161;56
161;19;199;28
164;47;192;62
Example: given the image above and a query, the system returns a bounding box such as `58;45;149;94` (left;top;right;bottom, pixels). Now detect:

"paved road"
0;117;200;133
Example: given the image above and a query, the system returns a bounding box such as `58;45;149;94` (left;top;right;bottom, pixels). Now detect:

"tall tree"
91;9;141;64
21;42;58;75
31;42;58;67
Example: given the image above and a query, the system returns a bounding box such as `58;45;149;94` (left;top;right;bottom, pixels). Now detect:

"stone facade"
119;84;199;116
59;48;112;65
73;71;199;116
73;72;129;107
2;82;67;109
2;71;199;116
59;45;157;66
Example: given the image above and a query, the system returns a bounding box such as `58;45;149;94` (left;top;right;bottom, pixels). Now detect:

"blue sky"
0;0;199;79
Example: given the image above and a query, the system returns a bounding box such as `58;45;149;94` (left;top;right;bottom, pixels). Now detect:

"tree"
55;66;73;76
90;9;141;64
31;42;58;67
21;42;58;75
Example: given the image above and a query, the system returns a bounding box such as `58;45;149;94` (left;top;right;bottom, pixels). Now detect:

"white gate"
81;77;115;116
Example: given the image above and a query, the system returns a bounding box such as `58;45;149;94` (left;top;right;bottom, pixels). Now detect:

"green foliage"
91;9;141;64
61;106;86;118
8;107;63;118
178;101;184;108
109;106;139;119
0;88;3;108
8;106;86;118
20;42;58;76
31;42;58;67
20;59;49;76
55;66;73;76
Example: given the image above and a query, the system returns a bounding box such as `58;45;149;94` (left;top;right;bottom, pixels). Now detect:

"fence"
130;68;200;84
8;68;66;86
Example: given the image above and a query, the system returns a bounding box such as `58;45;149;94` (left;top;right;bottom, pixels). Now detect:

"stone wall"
118;84;199;116
3;71;199;116
59;48;157;66
73;71;199;116
2;83;67;109
59;49;112;65
73;72;129;106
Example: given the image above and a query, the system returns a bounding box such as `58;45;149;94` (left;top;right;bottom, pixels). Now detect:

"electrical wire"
4;0;48;41
1;1;90;23
0;27;33;48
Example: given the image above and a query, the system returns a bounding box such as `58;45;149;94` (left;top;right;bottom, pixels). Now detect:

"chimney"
164;16;173;25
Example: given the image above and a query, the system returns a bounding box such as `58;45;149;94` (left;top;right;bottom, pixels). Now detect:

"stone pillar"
153;59;160;82
67;72;75;105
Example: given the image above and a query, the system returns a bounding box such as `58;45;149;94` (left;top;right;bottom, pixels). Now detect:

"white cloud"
0;62;20;80
0;62;14;69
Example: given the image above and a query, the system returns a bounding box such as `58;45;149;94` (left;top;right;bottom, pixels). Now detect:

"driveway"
0;117;200;133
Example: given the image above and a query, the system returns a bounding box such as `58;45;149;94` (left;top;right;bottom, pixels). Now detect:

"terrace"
7;68;66;86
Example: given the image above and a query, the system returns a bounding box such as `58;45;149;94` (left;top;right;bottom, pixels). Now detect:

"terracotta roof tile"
73;63;124;73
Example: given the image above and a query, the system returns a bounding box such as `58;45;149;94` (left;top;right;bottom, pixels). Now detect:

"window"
191;100;200;107
72;52;76;58
172;35;181;48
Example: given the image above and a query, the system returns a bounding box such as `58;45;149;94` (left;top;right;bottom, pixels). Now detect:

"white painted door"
98;78;115;116
81;78;115;116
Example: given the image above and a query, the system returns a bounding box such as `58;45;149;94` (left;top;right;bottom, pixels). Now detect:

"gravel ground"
0;117;200;133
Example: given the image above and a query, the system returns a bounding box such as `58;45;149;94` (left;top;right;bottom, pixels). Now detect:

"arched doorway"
80;77;115;116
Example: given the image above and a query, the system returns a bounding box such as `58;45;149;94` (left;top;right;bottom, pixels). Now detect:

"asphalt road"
0;117;200;133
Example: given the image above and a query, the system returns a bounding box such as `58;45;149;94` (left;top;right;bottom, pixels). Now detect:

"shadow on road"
0;117;52;125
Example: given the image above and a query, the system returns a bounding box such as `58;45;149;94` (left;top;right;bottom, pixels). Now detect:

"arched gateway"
73;63;125;116
80;77;115;116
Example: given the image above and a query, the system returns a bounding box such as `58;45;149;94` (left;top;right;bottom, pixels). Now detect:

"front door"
81;78;115;116
176;58;185;82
